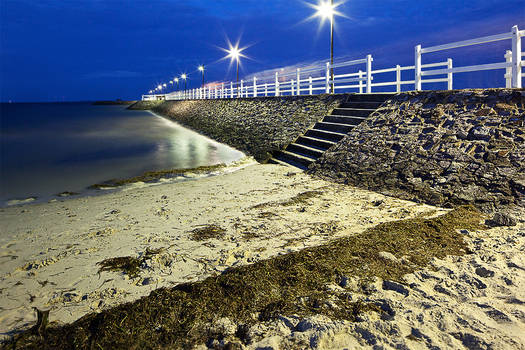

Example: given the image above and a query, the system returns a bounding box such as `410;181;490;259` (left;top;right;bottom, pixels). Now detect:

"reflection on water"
0;103;244;205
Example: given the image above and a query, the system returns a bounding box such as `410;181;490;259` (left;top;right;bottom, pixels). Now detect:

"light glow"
198;65;204;71
315;1;335;19
157;85;162;90
181;74;187;79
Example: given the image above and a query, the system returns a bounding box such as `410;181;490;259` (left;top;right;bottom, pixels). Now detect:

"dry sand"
0;162;523;349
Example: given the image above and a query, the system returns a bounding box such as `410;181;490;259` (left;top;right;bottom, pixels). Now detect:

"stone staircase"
269;93;395;169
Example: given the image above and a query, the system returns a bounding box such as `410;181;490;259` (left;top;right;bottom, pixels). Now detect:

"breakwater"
132;89;524;213
130;95;345;162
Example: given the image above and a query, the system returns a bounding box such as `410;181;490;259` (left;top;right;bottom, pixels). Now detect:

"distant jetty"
92;99;136;105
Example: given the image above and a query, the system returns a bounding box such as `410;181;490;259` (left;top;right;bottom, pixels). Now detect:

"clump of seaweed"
88;164;228;189
9;206;484;350
251;189;326;209
97;248;164;278
279;190;324;206
190;225;226;241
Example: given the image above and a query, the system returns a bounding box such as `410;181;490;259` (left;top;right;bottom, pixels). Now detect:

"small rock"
378;251;398;263
142;277;153;286
475;267;495;278
486;212;517;227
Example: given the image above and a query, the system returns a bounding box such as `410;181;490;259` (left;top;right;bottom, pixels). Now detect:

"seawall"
136;95;346;162
309;89;525;213
132;89;524;213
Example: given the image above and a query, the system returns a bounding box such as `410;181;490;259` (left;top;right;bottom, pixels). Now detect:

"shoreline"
2;156;253;209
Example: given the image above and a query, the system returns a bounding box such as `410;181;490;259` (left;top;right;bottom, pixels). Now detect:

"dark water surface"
0;103;244;205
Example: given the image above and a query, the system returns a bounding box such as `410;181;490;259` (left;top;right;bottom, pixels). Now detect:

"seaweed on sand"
190;225;226;241
97;248;164;279
8;206;484;350
88;164;228;189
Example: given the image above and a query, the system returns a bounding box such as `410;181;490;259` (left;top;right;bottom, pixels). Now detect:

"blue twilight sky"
1;0;524;102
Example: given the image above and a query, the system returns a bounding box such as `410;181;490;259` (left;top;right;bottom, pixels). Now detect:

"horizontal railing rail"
143;25;523;101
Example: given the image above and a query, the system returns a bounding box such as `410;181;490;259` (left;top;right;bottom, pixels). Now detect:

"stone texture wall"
149;95;346;162
309;89;525;212
128;100;164;110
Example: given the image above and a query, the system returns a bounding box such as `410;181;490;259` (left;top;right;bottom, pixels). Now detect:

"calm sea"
0;102;244;206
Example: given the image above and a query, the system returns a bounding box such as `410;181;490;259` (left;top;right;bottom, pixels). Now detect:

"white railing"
416;25;522;90
143;25;523;101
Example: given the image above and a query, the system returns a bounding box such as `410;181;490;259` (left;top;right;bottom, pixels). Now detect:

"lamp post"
315;0;336;93
174;78;179;90
198;65;205;87
181;74;187;98
227;47;241;82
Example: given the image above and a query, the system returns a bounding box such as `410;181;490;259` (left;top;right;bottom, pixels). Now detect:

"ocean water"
0;103;244;206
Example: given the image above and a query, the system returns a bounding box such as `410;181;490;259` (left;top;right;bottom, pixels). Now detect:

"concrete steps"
270;93;395;169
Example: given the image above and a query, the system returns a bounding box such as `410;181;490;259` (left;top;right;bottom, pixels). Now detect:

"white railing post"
253;77;257;97
366;54;373;94
415;44;422;91
358;70;363;94
214;87;217;99
240;80;244;98
230;82;234;98
296;68;301;95
325;62;330;93
309;76;313;95
396;65;401;93
505;50;512;88
447;58;453;90
511;25;522;88
264;83;268;96
275;72;280;96
291;79;295;95
222;83;225;98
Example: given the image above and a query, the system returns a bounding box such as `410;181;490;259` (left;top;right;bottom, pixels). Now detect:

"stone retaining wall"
128;100;164;110
309;89;525;212
146;95;346;162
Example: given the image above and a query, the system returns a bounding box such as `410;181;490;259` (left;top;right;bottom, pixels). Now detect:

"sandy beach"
1;163;524;348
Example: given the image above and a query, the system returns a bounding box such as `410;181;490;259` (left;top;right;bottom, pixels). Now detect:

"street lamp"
315;0;337;93
181;74;187;91
227;46;241;82
174;78;179;90
198;65;205;87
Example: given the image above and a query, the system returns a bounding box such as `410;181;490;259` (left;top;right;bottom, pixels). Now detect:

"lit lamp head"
175;78;179;83
198;65;204;72
170;80;173;84
227;47;241;62
315;1;336;19
157;85;162;90
181;74;187;80
163;83;167;87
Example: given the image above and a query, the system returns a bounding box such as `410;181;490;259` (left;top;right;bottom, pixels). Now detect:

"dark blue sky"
1;0;524;102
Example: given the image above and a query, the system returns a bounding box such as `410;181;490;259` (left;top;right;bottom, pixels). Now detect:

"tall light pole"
315;0;336;93
227;47;241;82
181;74;187;92
174;78;179;90
198;65;205;87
